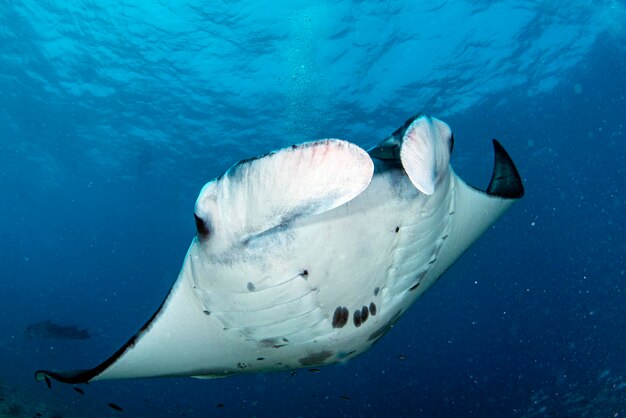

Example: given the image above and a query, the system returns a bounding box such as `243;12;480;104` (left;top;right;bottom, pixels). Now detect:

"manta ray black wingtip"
487;139;524;199
36;368;93;386
35;372;52;389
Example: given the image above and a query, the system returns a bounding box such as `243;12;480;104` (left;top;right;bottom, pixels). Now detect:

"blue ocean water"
1;1;625;417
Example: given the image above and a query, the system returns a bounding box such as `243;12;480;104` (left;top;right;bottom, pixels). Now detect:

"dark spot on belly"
409;282;420;291
203;310;211;316
340;307;349;327
257;357;265;361
332;307;342;328
369;302;377;316
428;258;436;265
298;350;334;366
259;337;288;348
395;226;399;233
361;305;369;322
353;309;362;327
247;282;256;291
301;269;309;277
442;234;448;240
374;287;380;296
333;306;350;328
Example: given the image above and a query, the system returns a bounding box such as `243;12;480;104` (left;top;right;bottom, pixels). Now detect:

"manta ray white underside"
36;114;523;384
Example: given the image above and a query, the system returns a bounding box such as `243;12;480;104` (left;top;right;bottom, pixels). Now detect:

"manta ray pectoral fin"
194;139;374;244
36;245;242;383
432;139;524;276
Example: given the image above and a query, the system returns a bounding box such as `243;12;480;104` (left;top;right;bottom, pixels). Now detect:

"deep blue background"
1;1;624;417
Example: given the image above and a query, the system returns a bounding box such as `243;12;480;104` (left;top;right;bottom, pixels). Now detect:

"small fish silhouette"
108;402;123;412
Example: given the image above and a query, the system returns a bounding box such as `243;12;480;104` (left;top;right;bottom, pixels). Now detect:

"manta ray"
36;114;523;384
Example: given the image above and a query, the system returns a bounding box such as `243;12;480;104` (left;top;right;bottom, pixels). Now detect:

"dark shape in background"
25;321;90;341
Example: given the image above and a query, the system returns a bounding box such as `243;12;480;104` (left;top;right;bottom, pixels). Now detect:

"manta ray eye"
194;213;210;239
